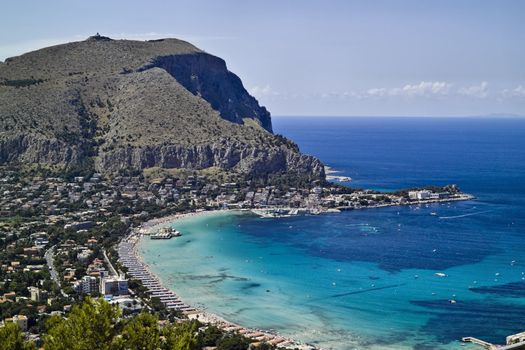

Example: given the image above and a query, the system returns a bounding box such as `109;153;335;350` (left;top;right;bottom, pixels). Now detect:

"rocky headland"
0;35;324;180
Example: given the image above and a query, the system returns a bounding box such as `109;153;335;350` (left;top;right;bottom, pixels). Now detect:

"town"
0;166;472;348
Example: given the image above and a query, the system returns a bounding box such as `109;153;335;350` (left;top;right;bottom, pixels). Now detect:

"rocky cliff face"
0;36;323;179
142;53;273;132
97;142;324;177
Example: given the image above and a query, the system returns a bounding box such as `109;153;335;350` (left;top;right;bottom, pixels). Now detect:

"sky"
1;0;524;117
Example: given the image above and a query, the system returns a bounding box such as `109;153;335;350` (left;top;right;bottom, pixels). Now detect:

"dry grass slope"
0;36;324;179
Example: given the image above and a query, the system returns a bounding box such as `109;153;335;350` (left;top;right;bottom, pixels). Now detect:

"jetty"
462;331;525;350
150;227;181;239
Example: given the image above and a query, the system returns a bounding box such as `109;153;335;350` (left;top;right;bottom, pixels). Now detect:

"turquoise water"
139;117;525;349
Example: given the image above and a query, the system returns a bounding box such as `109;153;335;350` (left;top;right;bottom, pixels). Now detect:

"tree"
163;321;199;350
118;312;160;350
43;297;122;350
255;343;274;350
0;322;36;350
39;298;243;350
217;333;251;350
198;325;223;347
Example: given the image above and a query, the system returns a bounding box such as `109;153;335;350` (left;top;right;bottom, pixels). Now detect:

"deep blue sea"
140;117;525;349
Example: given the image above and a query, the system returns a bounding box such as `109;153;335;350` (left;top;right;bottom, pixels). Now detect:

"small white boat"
435;272;447;277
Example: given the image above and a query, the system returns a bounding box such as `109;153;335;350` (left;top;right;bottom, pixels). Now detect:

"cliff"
0;35;324;179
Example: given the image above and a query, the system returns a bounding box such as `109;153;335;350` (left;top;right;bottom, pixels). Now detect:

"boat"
151;227;182;239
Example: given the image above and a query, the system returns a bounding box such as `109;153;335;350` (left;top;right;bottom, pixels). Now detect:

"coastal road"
44;245;59;284
45;245;68;297
103;249;118;277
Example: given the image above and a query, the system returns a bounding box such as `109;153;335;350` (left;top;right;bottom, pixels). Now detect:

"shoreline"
120;195;474;349
119;209;319;350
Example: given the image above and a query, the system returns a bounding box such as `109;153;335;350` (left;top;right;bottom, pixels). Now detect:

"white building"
408;190;432;200
100;276;128;296
6;315;28;331
29;287;47;302
77;249;92;264
74;276;99;295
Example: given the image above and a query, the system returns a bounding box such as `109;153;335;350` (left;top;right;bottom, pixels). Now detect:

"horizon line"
272;114;525;119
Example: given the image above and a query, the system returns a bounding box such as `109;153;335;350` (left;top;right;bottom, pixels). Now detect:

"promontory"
0;35;324;180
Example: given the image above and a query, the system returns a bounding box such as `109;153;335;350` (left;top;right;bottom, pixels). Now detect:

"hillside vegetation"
0;35;324;179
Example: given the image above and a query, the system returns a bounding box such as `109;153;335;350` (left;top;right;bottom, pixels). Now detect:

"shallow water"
140;117;525;349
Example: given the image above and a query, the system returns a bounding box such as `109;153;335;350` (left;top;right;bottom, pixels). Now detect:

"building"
74;276;99;295
408;190;432;200
29;287;48;303
77;249;92;264
64;221;95;231
5;315;28;331
108;296;142;312
507;331;525;345
100;276;128;296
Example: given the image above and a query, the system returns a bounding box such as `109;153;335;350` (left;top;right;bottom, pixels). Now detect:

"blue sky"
1;0;524;116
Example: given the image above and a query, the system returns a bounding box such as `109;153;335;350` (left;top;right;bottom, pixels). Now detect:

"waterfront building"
408;190;432;200
100;276;129;296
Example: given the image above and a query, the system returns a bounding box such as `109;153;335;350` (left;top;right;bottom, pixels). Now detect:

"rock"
0;36;324;180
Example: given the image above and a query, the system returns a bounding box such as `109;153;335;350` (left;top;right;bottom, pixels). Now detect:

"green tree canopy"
118;312;160;350
0;298;260;350
43;297;122;350
0;322;36;350
217;332;252;350
163;320;199;350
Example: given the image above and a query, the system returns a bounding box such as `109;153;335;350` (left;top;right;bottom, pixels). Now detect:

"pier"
150;227;181;239
462;332;525;350
462;337;496;349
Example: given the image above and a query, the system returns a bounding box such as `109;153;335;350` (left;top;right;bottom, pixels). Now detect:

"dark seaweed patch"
469;281;525;298
410;299;525;344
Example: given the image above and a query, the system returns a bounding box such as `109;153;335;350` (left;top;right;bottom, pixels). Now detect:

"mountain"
0;35;324;179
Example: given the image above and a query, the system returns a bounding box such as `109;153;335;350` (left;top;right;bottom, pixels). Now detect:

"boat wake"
439;210;492;220
311;283;406;302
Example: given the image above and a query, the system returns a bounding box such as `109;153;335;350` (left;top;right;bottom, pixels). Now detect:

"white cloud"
248;80;525;105
366;88;388;97
458;81;489;98
394;81;451;96
501;85;525;98
364;81;452;98
249;84;280;98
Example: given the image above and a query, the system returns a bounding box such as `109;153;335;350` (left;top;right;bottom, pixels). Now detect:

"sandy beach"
119;209;318;350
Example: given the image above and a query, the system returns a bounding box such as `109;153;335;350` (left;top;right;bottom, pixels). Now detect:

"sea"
139;117;525;350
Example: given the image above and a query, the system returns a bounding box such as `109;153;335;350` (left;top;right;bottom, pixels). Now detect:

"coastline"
119;209;319;350
120;193;476;349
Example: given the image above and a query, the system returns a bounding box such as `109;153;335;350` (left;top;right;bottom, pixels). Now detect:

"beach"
119;209;319;350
